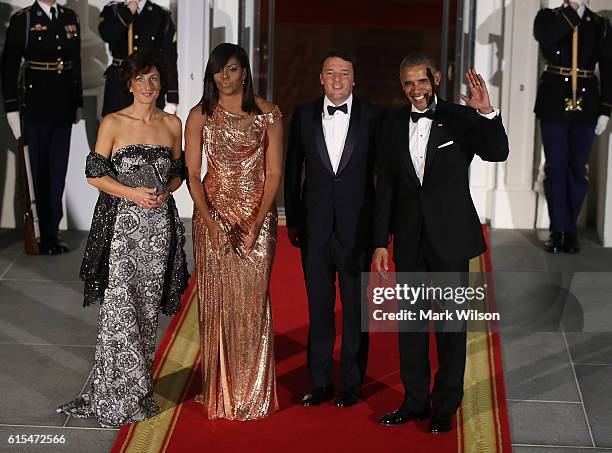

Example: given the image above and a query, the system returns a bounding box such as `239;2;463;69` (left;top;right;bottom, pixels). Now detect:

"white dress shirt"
126;0;148;14
409;99;435;185
37;1;58;20
322;94;352;174
409;95;499;185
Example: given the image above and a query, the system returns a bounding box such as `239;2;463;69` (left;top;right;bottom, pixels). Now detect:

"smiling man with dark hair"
373;54;509;433
284;49;383;409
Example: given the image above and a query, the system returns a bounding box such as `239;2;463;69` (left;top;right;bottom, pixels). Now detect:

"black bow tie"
410;110;435;123
327;104;348;116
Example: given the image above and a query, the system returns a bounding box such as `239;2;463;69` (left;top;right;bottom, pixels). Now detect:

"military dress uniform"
534;5;612;253
1;1;82;254
98;0;178;116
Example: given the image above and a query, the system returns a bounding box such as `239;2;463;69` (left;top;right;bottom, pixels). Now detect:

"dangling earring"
242;80;246;85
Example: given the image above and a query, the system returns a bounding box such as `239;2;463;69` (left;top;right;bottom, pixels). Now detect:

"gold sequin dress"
193;104;282;420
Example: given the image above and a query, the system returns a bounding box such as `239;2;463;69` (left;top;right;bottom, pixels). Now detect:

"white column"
213;0;239;45
587;0;612;246
598;133;612;246
170;0;209;218
469;0;504;222
69;0;106;90
64;0;108;230
489;0;540;228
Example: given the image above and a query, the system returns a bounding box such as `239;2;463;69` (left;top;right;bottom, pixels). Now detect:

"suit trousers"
541;122;596;233
26;120;72;247
300;233;370;391
396;232;468;417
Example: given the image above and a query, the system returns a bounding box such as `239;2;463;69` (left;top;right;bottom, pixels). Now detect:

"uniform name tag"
30;24;47;31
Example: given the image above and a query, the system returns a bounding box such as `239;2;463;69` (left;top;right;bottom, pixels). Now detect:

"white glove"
74;107;83;125
163;103;178;115
595;115;609;136
6;111;21;139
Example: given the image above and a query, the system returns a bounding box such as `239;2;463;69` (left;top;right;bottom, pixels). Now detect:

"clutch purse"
117;164;167;195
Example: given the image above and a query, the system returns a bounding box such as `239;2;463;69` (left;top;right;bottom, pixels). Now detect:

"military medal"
65;24;76;39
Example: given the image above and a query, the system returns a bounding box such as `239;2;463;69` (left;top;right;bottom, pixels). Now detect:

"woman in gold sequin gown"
185;44;283;420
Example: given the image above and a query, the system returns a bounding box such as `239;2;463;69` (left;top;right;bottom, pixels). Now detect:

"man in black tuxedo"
284;49;383;408
372;54;509;433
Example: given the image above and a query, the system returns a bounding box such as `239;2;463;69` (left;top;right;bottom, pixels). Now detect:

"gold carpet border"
458;255;503;453
117;250;505;453
121;288;201;453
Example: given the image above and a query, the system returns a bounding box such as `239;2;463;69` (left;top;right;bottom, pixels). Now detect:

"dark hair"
200;43;260;116
399;53;439;95
319;48;357;74
399;53;438;73
119;51;169;97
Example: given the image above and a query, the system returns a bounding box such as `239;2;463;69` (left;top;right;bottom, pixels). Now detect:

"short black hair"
119;51;169;97
399;53;438;73
319;48;357;74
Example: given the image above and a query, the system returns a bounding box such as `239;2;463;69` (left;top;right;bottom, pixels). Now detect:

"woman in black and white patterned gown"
56;52;189;428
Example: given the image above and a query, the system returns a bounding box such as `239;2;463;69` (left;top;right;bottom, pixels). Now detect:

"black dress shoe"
47;242;69;255
300;387;334;406
545;231;564;254
429;415;453;434
563;231;580;254
378;407;431;426
37;241;54;255
335;389;359;408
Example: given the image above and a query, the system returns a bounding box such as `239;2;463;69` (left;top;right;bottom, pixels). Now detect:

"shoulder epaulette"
587;11;604;25
153;3;171;14
589;9;602;19
14;5;32;16
58;5;76;15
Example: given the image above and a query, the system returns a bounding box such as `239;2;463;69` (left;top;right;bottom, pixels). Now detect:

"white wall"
589;0;612;245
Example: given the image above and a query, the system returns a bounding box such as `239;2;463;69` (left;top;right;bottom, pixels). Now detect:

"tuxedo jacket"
373;100;509;267
284;96;383;248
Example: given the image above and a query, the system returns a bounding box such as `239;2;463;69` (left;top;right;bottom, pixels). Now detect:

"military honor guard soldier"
98;0;179;116
1;0;83;254
534;0;612;254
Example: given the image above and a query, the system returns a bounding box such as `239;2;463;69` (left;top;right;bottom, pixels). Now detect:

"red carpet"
111;226;511;453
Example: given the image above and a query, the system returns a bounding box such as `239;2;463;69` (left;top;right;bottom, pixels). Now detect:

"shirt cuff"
479;108;500;120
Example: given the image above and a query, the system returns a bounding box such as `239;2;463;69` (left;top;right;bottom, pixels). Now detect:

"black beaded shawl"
80;151;189;316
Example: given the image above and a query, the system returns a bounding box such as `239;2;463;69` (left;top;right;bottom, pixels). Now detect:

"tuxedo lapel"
312;98;334;175
423;105;448;181
336;98;362;175
396;108;420;187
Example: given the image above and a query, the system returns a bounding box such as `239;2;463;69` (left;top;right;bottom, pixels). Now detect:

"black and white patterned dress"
57;145;189;428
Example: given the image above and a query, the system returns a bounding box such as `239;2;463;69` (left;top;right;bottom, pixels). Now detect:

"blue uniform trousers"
541;122;596;233
26;120;72;247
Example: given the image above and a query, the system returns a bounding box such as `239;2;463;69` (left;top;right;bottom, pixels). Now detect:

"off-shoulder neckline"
111;144;173;159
